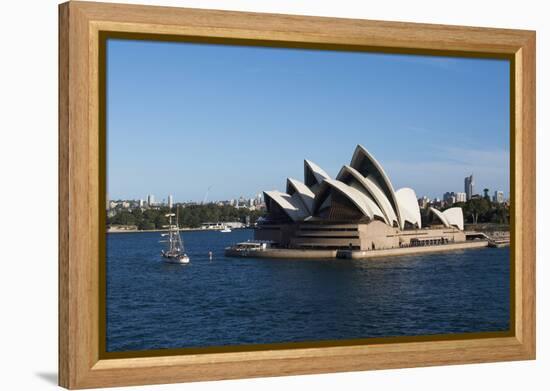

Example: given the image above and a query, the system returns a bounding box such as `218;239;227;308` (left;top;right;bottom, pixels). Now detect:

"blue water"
106;229;510;352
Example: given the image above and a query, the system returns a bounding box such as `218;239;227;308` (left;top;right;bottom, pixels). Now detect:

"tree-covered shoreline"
109;197;509;231
107;204;264;230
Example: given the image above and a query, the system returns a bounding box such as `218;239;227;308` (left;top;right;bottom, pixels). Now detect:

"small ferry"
224;240;272;257
160;211;190;264
220;226;232;233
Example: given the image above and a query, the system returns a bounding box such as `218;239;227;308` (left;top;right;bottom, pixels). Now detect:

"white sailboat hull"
162;252;190;264
160;211;191;264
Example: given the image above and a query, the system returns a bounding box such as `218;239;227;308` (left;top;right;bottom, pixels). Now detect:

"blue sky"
107;39;510;203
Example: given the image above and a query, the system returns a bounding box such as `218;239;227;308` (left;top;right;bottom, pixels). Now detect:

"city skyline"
109;173;509;206
107;39;510;201
109;192;264;205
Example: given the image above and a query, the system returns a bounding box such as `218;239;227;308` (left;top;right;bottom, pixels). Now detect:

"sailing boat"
160;210;190;264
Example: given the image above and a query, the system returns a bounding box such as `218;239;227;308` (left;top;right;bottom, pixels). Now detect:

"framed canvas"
58;1;536;389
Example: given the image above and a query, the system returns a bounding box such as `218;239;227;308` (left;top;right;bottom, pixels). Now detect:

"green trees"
491;204;509;224
442;198;508;225
138;221;156;230
462;198;490;224
110;210;136;226
107;204;264;230
422;199;508;227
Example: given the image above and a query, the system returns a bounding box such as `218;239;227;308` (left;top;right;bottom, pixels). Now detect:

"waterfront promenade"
225;240;492;260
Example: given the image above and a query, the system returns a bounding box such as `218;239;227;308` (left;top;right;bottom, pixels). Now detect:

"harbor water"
106;229;510;352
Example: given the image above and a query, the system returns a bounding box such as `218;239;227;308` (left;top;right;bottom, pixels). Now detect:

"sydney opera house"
254;145;466;251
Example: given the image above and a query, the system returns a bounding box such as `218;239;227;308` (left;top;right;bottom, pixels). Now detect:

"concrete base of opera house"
225;240;491;260
336;240;490;259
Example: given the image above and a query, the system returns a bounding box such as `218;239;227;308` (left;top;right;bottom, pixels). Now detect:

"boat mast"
175;207;184;252
168;212;175;253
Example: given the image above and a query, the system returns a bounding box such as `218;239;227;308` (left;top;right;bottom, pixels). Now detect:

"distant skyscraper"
147;194;155;206
443;191;456;205
168;194;173;208
456;192;467;203
493;190;505;204
139;199;145;207
464;174;474;200
255;193;263;206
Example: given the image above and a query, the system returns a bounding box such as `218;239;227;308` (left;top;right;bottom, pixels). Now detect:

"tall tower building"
147;194;155;206
464;174;474;200
168;194;174;208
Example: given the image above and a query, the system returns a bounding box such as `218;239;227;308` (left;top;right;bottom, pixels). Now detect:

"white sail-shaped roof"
286;178;315;214
349;145;402;227
304;159;330;189
430;207;450;227
430;207;464;230
336;165;398;227
443;207;464;230
264;190;310;222
395;188;421;229
313;179;385;221
261;144;465;231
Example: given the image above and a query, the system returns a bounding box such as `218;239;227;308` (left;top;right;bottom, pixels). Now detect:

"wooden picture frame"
59;1;536;388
